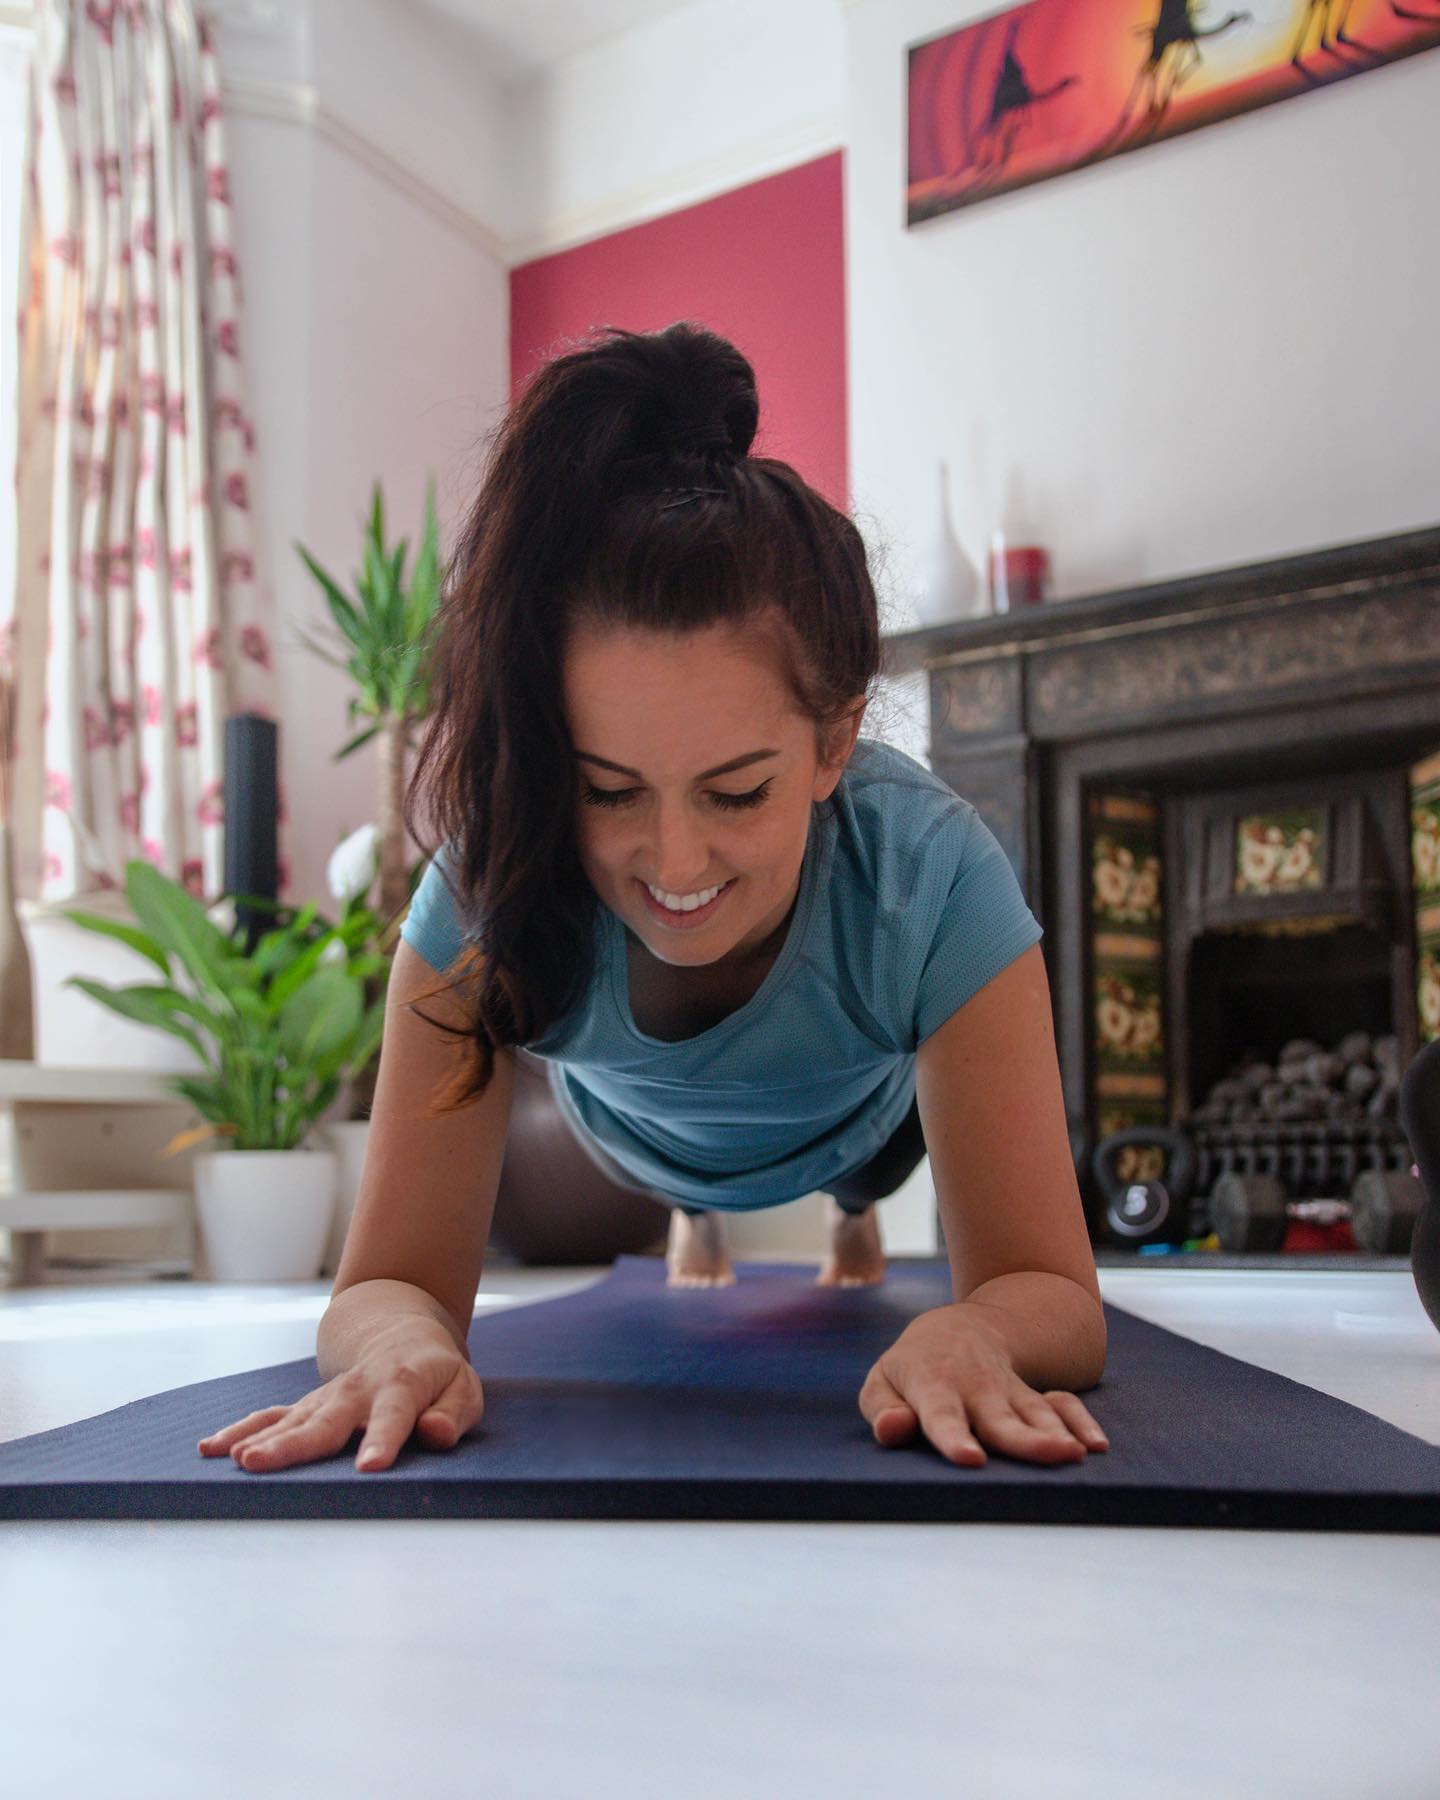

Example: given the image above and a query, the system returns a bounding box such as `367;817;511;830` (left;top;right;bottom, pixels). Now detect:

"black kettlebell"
1398;1037;1440;1334
1093;1126;1198;1248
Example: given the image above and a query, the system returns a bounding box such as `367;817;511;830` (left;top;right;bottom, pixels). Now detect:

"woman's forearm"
316;1278;470;1382
954;1270;1107;1391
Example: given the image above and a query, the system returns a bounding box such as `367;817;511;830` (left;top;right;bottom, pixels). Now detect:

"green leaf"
336;903;382;948
405;480;441;644
278;967;364;1066
311;1026;366;1086
393;641;427;714
265;929;339;1011
246;913;325;997
229;988;270;1027
345;994;388;1077
249;928;299;982
335;721;383;761
169;1075;235;1125
363;534;399;643
59;909;171;978
64;977;209;1064
369;483;385;563
122;861;233;1000
386;542;409;650
308;1074;342;1124
228;892;286;919
293;625;353;675
295;543;367;651
389;538;410;595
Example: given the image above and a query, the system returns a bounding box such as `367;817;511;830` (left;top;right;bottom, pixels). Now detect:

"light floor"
1;1254;1437;1800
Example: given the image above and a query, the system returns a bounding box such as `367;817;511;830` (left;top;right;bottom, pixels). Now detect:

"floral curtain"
7;0;283;907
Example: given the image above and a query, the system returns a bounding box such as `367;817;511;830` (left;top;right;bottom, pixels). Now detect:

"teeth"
647;881;725;913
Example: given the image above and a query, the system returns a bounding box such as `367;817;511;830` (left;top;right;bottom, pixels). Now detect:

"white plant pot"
193;1147;338;1283
321;1119;371;1277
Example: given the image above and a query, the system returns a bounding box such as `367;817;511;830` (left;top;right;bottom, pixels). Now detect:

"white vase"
912;458;982;627
193;1146;338;1283
321;1118;371;1277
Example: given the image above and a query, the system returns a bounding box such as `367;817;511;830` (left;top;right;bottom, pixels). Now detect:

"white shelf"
0;1059;191;1105
0;1188;186;1230
0;1064;201;1284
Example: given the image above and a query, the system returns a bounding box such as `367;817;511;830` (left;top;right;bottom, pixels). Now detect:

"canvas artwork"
907;0;1440;223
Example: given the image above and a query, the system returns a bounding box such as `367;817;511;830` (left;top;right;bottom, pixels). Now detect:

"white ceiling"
413;0;703;84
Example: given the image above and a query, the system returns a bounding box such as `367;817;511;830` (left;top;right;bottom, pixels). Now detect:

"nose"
642;798;715;892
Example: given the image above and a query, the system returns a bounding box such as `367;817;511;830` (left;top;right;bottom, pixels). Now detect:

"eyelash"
582;780;774;813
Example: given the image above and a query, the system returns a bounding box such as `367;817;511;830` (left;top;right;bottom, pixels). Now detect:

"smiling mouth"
645;879;727;907
636;876;737;925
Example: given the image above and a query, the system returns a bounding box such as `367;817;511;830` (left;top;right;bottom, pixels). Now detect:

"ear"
812;700;868;802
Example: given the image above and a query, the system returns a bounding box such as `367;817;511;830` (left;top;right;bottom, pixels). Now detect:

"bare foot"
815;1194;887;1286
665;1208;737;1287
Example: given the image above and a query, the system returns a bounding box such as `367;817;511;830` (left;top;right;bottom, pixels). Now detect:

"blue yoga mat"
3;1254;1438;1529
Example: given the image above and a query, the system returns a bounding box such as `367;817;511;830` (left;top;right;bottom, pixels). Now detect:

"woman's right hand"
196;1321;485;1474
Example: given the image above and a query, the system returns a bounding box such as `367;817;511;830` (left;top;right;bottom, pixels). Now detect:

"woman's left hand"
858;1304;1110;1467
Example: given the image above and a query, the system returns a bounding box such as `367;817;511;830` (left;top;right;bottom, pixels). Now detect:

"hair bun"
620;320;759;464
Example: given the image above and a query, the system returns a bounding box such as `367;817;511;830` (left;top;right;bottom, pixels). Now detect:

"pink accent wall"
509;152;847;510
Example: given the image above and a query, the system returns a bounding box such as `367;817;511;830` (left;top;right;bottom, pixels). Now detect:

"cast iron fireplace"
882;525;1440;1245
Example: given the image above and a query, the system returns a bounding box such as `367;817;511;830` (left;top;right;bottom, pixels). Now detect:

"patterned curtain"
7;0;282;907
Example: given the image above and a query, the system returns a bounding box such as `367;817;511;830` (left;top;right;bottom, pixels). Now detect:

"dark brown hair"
402;321;886;1112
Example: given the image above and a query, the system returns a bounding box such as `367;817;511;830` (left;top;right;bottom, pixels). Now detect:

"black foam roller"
223;712;278;950
1399;1037;1440;1336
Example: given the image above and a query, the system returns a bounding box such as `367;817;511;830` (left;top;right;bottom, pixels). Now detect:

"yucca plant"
62;859;388;1153
294;477;441;940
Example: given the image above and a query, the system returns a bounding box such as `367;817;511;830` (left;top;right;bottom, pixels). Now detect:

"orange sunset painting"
907;0;1440;222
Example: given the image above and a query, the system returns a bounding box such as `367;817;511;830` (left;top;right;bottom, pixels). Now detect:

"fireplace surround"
882;525;1440;1242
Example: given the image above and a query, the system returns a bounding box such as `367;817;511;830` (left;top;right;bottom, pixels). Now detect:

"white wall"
215;0;510;915
308;0;521;240
277;131;507;907
502;0;847;260
845;0;1440;617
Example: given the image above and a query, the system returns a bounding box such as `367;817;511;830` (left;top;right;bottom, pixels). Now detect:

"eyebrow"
573;749;780;781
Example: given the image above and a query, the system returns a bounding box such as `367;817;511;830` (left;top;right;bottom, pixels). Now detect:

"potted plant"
294;478;441;1122
62;858;386;1282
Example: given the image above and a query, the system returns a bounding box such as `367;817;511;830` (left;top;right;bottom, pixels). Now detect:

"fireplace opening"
1182;919;1413;1229
1187;922;1394;1109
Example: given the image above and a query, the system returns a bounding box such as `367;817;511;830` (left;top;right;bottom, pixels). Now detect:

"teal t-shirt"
399;737;1043;1210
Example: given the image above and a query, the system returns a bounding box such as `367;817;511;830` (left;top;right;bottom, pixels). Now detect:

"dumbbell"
1093;1127;1198;1248
1208;1168;1425;1254
1350;1169;1426;1254
1398;1037;1440;1334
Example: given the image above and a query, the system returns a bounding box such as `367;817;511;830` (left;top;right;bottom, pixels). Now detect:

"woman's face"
562;619;862;971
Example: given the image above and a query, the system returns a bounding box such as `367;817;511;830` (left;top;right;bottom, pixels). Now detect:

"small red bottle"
987;529;1051;613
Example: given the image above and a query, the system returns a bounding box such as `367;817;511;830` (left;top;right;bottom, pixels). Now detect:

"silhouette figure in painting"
947;17;1079;193
1289;0;1387;72
1098;0;1252;153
